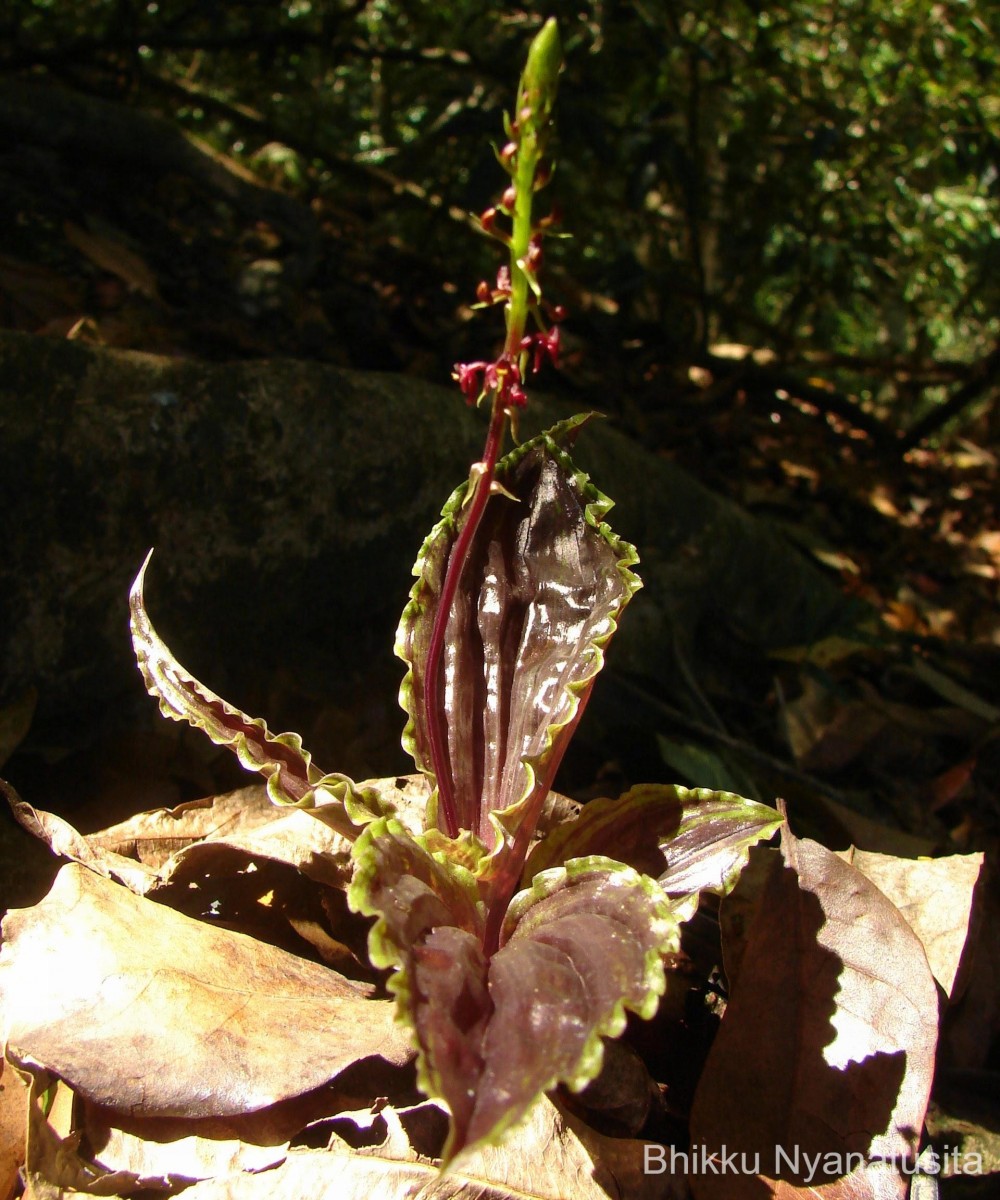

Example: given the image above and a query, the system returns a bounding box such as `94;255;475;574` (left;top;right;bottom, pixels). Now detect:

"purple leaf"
524;784;782;899
130;552;376;834
349;819;677;1164
396;418;640;865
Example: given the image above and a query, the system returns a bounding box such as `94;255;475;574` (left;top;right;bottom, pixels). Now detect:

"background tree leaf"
689;825;938;1198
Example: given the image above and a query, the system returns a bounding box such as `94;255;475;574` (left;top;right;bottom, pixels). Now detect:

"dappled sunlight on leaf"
523;783;781;898
689;823;939;1199
0;864;412;1119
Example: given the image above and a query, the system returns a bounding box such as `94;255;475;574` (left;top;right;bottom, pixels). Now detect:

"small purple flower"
535;325;560;372
453;361;487;404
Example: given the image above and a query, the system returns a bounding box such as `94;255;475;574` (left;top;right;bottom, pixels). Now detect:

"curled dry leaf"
170;1095;682;1200
0;864;412;1119
6;776;435;899
689;825;939;1200
836;849;985;1000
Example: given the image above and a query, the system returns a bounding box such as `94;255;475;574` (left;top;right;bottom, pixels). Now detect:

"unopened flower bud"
522;17;561;107
524;235;543;271
501;185;517;212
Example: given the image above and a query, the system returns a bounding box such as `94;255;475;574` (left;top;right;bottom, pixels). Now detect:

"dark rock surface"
0;330;860;724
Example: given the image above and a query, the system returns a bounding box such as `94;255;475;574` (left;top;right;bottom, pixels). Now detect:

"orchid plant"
129;19;781;1168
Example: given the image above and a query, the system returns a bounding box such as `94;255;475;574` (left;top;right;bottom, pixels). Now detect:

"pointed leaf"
689;824;938;1199
130;552;376;835
396;417;640;853
524;784;781;898
0;864;413;1118
464;858;676;1160
350;824;677;1164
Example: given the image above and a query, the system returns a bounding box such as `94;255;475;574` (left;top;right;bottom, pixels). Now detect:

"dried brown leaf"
8;785;353;891
75;1096;312;1186
10;777;435;898
690;825;938;1199
9;794;161;894
0;864;412;1118
0;1060;28;1200
173;1096;680;1200
63;220;161;301
17;1069;137;1200
939;863;1000;1071
837;849;984;999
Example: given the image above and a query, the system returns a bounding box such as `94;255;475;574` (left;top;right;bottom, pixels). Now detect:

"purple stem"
423;397;508;838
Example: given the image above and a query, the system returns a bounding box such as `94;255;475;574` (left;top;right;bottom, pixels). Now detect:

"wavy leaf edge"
395;415;642;863
524;782;783;898
129;551;381;835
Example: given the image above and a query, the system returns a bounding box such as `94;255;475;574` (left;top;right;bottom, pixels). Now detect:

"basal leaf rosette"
130;552;380;836
349;825;678;1166
524;783;783;914
396;415;641;872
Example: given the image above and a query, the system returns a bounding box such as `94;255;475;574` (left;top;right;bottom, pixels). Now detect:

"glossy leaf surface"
350;820;676;1164
524;783;782;897
396;418;640;855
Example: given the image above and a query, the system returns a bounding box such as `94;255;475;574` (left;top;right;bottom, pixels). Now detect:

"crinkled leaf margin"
130;552;381;836
524;783;782;900
396;414;642;871
349;818;677;1166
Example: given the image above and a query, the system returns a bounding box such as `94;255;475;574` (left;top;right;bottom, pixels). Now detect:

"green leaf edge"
347;817;484;969
347;816;486;1107
395;413;642;853
452;856;677;1162
505;853;677;1030
524;783;783;899
130;551;381;835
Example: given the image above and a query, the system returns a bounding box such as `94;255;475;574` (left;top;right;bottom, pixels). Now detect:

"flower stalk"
427;18;563;838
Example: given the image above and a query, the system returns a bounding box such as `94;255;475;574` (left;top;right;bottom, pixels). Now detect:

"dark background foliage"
1;0;998;912
3;0;997;422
